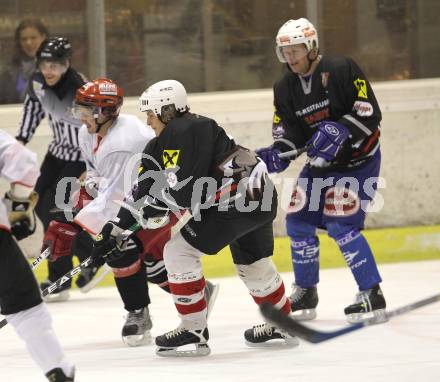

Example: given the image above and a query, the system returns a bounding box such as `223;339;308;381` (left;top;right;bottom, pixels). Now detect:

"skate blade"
206;283;220;319
346;309;388;324
123;331;152;347
245;337;300;349
42;290;70;303
291;308;317;321
79;264;111;294
156;343;211;357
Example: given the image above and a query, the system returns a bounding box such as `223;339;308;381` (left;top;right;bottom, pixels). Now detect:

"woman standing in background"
0;18;48;104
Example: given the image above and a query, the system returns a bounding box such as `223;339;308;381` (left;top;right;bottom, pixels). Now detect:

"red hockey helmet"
74;77;124;119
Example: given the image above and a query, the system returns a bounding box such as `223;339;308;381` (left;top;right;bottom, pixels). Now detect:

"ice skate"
204;280;220;319
244;322;299;348
40;280;70;303
122;306;152;346
155;326;210;357
45;367;74;381
76;263;110;293
345;285;387;324
290;284;318;321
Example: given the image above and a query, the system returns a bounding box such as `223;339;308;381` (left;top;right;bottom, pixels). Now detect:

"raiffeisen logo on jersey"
99;82;118;95
163;149;180;169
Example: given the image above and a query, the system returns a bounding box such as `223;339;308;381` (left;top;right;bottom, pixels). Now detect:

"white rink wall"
1;78;439;239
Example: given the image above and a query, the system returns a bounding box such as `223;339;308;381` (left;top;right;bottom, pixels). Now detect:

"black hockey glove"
92;222;122;263
92;221;138;265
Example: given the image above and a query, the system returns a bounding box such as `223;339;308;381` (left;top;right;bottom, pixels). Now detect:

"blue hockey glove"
307;121;350;162
255;146;289;173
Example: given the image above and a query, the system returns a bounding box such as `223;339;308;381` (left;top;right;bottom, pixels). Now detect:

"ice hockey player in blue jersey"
256;18;387;324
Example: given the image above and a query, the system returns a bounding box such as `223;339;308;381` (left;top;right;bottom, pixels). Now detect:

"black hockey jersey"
116;112;269;228
16;68;86;162
272;55;381;167
115;113;235;228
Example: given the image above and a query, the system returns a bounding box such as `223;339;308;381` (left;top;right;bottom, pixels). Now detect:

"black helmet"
36;37;72;63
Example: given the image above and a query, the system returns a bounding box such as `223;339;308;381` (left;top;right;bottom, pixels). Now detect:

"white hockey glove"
4;184;39;240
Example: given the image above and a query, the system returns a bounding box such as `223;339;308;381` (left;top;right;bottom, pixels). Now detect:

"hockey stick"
30;247;51;269
78;263;111;294
260;293;440;344
278;145;311;159
39;220;144;298
0;247;52;330
35;212;185;299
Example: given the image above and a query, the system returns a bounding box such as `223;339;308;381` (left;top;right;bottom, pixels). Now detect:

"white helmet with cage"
139;79;189;123
275;18;319;63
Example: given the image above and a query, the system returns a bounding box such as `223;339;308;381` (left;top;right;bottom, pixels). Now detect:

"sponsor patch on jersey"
287;185;307;214
163;150;180;169
99;82;118;95
166;171;178;188
323;187;360;216
353;78;368;99
353;101;373;117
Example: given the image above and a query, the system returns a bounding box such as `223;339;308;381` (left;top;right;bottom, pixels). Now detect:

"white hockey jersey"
74;114;155;234
0;129;39;231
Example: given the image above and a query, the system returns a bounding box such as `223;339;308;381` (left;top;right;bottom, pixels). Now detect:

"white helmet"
139;79;189;122
275;18;319;63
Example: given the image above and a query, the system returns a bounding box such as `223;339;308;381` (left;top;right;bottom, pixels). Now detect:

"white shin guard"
6;303;74;377
235;257;284;300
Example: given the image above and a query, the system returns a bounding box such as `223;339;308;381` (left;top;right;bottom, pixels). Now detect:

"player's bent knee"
326;221;359;240
106;249;142;278
286;216;316;238
163;231;204;273
235;257;281;297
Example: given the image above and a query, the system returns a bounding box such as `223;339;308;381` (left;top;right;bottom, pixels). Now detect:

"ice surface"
1;261;440;382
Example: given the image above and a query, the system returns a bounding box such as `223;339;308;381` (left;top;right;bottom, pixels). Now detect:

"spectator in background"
0;18;48;104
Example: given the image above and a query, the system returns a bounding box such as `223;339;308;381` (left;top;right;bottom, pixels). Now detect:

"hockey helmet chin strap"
94;108;115;134
300;50;319;76
95;117;111;134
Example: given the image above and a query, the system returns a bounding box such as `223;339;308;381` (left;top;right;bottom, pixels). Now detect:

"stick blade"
259;302;363;344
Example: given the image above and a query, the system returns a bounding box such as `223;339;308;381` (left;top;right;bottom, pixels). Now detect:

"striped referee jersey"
16;68;86;162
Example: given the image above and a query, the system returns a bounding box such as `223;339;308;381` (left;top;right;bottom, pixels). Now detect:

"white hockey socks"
6;302;74;378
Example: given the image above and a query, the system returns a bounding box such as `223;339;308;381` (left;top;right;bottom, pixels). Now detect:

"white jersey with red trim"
74;114;155;234
0;129;39;230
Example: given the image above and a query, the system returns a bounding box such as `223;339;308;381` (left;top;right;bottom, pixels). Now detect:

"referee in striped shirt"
16;37;87;300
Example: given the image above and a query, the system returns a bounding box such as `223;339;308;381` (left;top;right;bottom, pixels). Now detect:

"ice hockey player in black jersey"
256;18;386;324
15;37;98;301
91;79;299;356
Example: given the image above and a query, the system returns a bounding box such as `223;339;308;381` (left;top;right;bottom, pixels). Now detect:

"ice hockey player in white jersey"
0;129;75;381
